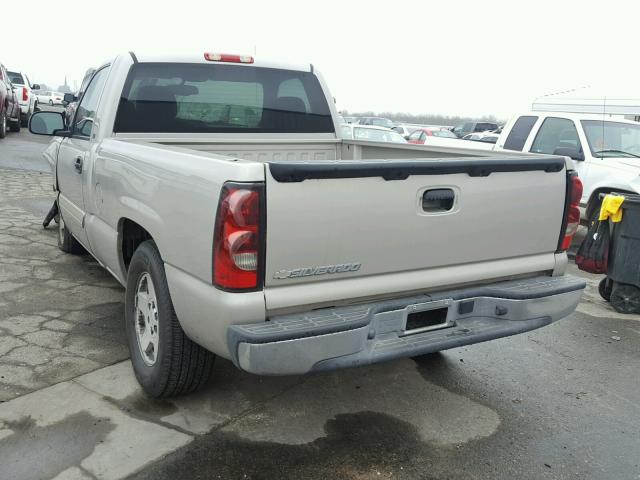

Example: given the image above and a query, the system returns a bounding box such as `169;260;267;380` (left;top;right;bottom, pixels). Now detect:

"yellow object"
599;194;625;223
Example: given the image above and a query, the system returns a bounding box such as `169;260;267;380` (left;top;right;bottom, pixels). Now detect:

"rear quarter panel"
86;140;265;284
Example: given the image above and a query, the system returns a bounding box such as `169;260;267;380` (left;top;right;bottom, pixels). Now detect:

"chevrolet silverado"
29;52;585;398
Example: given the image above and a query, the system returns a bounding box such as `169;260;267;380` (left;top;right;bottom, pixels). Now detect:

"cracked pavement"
0;166;127;401
0;129;639;480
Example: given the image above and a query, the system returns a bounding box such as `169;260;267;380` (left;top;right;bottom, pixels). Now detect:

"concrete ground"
0;129;639;480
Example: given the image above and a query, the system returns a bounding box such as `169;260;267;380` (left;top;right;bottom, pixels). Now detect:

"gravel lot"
0;128;638;480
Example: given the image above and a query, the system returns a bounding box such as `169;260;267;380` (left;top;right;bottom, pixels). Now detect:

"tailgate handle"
422;188;455;212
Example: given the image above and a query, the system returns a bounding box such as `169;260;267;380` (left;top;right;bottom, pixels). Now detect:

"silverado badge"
273;263;361;280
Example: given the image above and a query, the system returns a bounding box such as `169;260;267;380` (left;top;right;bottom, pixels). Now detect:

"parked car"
496;111;640;221
407;127;458;144
392;124;420;139
451;121;499;138
30;51;584;398
0;62;21;137
462;132;500;144
357;116;395;129
341;124;407;143
36;91;65;106
342;116;358;124
64;67;96;125
6;70;39;126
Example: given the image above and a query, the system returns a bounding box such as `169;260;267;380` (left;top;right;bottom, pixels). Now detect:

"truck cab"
496;111;640;220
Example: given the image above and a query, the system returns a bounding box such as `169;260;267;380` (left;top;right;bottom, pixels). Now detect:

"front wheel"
126;240;215;398
58;213;84;254
49;99;53;106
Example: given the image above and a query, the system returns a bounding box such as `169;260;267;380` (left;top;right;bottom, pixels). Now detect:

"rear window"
114;63;334;134
7;71;24;85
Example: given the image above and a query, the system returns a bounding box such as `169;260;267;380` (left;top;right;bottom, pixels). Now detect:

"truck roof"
129;52;313;73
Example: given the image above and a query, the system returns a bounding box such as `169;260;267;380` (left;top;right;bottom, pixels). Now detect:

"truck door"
56;66;110;249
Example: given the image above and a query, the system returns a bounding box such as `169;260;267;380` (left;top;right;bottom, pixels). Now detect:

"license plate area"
401;299;455;335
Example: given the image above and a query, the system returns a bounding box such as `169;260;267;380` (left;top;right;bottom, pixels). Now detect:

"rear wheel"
126;240;215;398
9;113;20;132
610;283;640;314
0;111;6;138
48;99;53;106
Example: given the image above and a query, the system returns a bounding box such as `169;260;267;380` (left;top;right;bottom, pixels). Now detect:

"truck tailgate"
264;157;567;310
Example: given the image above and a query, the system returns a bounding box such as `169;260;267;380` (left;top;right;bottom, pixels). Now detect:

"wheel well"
586;187;635;218
120;219;153;271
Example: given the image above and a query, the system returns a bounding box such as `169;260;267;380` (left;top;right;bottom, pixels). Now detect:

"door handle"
74;157;83;174
422;188;455;212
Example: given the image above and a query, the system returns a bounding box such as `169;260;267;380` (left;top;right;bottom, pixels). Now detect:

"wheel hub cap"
134;273;159;366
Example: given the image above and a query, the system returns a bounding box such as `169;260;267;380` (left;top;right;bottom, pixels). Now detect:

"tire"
598;277;613;302
126;240;215;398
49;99;53;106
411;351;444;363
20;112;30;127
9;113;20;132
57;213;84;254
0;110;6;139
610;283;640;314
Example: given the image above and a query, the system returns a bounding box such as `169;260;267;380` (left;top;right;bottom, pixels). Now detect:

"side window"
419;132;427;141
503;116;538;151
73;67;110;138
530;117;582;155
408;130;422;140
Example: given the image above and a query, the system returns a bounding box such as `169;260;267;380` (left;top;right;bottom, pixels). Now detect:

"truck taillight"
22;87;28;101
558;172;583;252
213;182;264;291
204;52;254;64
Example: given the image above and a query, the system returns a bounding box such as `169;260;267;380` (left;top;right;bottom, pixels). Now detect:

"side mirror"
29;111;70;137
553;147;584;161
32;84;41;90
64;93;76;103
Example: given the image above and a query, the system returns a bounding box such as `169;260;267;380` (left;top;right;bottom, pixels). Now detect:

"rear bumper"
228;275;585;375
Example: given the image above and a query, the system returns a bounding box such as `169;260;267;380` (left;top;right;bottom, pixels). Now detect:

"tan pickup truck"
29;52;585;397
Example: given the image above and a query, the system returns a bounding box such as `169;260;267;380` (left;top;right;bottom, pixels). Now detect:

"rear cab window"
503;115;538;151
7;71;24;85
114;63;334;134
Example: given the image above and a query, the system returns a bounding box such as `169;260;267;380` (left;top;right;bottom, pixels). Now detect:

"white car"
496;111;640;220
36;91;65;106
391;124;420;139
341;124;407;143
463;131;500;144
6;70;39;126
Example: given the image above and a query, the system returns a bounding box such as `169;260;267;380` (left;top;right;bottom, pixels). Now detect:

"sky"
4;0;639;119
